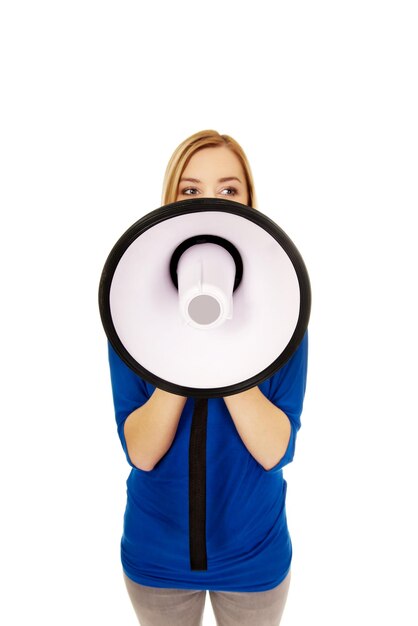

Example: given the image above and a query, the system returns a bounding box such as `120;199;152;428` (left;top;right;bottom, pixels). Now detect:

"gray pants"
123;570;291;626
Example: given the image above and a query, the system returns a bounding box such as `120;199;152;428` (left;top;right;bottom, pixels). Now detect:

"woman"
107;129;308;625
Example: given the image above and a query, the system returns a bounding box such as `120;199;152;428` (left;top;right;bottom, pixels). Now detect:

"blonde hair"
161;130;258;208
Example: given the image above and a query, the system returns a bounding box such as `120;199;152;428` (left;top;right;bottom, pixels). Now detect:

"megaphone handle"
189;397;208;571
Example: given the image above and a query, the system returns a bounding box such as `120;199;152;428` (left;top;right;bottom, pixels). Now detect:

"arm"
107;341;187;471
124;389;187;471
224;332;308;473
223;388;291;471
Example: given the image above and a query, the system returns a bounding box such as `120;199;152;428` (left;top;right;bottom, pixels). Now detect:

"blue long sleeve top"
107;331;308;592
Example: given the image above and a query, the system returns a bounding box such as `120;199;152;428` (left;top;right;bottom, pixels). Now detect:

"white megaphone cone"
177;243;235;330
99;197;310;397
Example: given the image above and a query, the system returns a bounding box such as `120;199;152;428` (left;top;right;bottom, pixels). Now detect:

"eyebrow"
179;176;242;184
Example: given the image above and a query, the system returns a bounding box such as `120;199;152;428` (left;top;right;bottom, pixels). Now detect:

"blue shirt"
107;332;308;592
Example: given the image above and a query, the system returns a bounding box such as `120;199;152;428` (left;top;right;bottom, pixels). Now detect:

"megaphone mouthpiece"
178;243;235;330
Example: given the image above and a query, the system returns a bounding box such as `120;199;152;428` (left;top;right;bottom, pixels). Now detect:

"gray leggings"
123;570;291;626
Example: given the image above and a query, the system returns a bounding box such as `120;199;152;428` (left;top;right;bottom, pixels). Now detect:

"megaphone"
98;197;311;571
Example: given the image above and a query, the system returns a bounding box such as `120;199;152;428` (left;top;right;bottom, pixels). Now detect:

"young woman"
107;129;308;625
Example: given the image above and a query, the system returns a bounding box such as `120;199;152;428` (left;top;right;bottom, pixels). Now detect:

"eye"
220;187;237;196
181;187;199;195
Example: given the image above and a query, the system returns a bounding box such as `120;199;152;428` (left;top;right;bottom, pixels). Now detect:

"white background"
1;1;417;624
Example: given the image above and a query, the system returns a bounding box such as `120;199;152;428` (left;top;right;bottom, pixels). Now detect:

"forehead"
182;146;245;178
